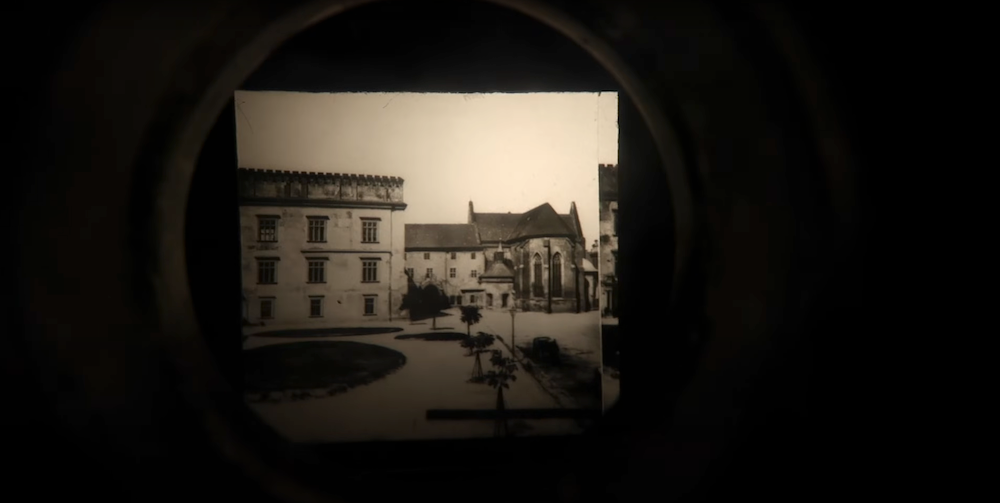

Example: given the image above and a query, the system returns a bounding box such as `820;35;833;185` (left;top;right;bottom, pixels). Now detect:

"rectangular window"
470;294;477;304
260;298;274;319
470;269;478;278
424;252;431;260
258;216;277;242
309;297;323;318
307;217;327;242
362;259;379;283
471;252;476;259
450;252;456;259
257;259;277;284
426;268;433;278
308;260;326;283
406;267;414;278
364;295;377;316
449;268;456;278
361;218;379;243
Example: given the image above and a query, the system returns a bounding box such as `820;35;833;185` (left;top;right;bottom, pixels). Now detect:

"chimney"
468;201;475;224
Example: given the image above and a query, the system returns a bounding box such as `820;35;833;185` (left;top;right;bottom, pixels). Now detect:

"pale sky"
234;91;618;244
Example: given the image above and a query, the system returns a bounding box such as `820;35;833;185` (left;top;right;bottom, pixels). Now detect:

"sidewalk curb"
495;335;570;410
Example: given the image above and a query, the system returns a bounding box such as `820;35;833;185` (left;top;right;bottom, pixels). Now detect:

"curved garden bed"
394;332;467;341
249;327;403;338
244;341;405;403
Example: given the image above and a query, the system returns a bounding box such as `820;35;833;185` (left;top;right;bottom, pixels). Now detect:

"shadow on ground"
244;341;406;403
517;343;603;410
395;332;467;341
250;327;404;338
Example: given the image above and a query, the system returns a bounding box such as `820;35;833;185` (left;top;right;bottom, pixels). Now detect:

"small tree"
424;285;451;330
483;349;519;437
399;269;423;322
459;305;482;337
399;271;450;329
460;331;495;381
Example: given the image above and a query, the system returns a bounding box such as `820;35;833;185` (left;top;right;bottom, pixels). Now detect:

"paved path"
245;311;579;442
473;309;603;366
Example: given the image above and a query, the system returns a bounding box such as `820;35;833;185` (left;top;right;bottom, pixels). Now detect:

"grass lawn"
251;327;403;338
244;341;406;393
517;342;602;410
394;332;467;341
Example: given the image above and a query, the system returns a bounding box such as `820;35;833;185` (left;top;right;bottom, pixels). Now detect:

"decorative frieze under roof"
237;167;406;209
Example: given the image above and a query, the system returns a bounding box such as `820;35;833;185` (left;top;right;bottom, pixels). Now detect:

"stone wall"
238;168;405;205
511;237;585;312
404;249;484;302
238;168;406;325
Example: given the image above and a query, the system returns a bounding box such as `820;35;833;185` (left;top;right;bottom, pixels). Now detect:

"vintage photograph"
598;162;620;409
236;91;618;442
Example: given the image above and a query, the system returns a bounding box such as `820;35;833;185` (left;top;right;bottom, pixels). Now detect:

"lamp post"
509;306;516;357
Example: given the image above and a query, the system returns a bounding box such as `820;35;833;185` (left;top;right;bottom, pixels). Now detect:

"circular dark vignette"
12;1;861;503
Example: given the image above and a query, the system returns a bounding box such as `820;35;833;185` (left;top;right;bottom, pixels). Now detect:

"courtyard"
242;308;606;443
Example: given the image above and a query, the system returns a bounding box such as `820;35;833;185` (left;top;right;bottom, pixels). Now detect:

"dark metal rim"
141;1;693;502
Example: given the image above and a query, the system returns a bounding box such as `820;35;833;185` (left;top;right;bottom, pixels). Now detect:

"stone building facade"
404;201;599;313
238;168;407;325
403;224;485;306
598;163;619;318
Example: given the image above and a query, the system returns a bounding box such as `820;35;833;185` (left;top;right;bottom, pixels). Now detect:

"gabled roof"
481;261;515;278
472;204;580;243
473;213;522;242
405;224;480;250
581;257;598;273
505;203;577;241
560;215;576;233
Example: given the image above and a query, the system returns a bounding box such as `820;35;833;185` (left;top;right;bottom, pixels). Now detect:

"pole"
574;244;581;313
545;240;552;314
510;308;515;357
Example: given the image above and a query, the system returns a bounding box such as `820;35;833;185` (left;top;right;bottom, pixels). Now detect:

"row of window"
257;215;379;244
257;295;378;319
257;258;380;284
405;267;478;279
407;252;477;260
448;293;509;308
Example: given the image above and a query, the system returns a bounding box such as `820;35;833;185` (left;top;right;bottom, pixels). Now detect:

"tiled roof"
505;203;577;241
473;206;579;243
581;257;598;273
482;261;515;278
473;213;522;242
561;215;577;234
405;224;480;250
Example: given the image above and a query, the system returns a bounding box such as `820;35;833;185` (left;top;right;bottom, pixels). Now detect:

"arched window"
551;253;563;297
532;253;543;297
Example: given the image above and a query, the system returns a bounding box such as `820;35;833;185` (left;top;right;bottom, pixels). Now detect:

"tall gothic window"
532;253;544;297
551;253;563;297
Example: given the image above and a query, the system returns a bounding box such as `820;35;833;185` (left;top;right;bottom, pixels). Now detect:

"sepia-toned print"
237;91;618;442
